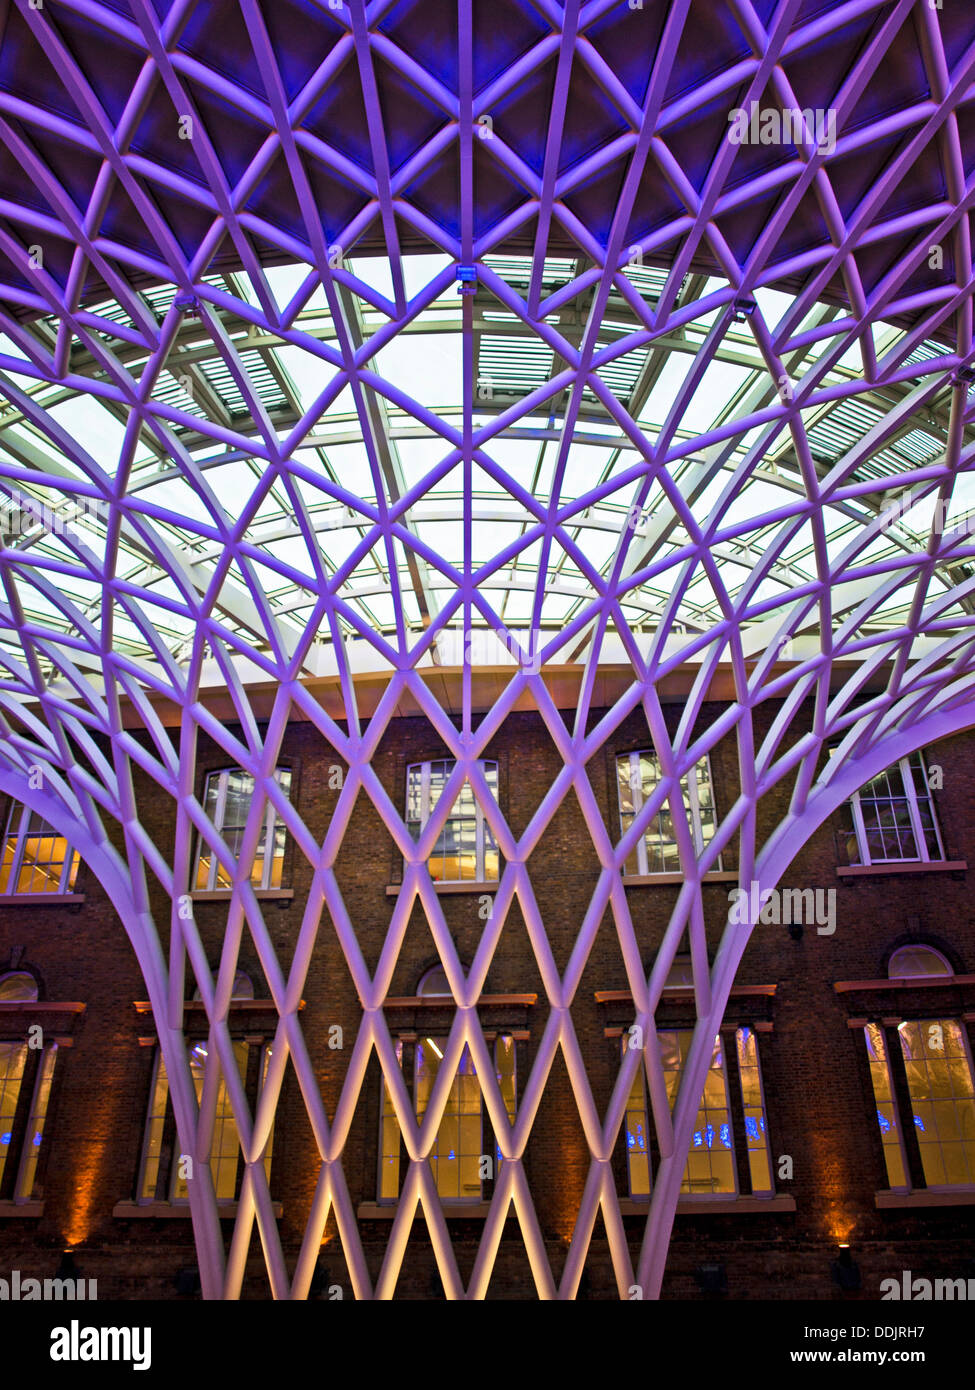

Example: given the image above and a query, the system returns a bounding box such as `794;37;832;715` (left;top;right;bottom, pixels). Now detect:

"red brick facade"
1;701;973;1299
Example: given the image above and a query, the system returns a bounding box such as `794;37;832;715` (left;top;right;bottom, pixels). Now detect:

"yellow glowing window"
378;1018;516;1204
897;1019;975;1188
406;760;499;883
415;1039;482;1202
661;1030;736;1196
863;1023;908;1190
139;1035;271;1204
622;1029;756;1198
194;767;292;892
0;805;79;895
621;1037;651;1198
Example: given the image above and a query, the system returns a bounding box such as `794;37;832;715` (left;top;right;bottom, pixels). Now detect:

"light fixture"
830;1244;861;1291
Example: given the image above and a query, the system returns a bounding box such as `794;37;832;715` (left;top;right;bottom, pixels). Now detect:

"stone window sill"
113;1201;283;1219
620;1195;795;1215
0;1200;43;1217
114;1195;283;1217
385;882;497;897
357;1201;505;1220
875;1189;975;1210
837;860;966;879
191;889;294;902
621;872;738;887
0;893;85;906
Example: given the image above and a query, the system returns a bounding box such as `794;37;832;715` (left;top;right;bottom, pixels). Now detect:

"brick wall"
0;700;972;1299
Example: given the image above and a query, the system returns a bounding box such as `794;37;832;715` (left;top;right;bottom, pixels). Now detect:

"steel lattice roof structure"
0;0;973;1298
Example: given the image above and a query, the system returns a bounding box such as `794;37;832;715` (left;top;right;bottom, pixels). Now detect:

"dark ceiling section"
0;0;965;336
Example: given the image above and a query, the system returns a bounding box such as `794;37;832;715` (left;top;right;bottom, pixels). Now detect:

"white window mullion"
261;792;276;889
633;753;649;877
211;772;229;890
901;757;929;863
850;791;871;866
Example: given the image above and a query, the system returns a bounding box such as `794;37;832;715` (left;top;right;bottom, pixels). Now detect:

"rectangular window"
661;1030;736;1195
138;1040;269;1203
14;1042;57;1200
863;1023;909;1190
379;1035;517;1202
736;1027;773;1194
839;752;944;866
415;1038;482;1202
0;1042;27;1187
378;1040;403;1203
622;1027;771;1200
898;1019;975;1187
406;760;499;883
194;768;292;891
0;806;79;895
616;751;719;876
621;1039;651;1199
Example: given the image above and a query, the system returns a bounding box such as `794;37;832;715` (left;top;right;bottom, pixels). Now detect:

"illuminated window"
863;1023;909;1190
0;971;59;1201
736;1027;773;1194
194;768;292;891
0;805;79;895
662;1030;736;1195
621;1038;651;1198
838;751;944;866
616;751;719;875
138;1010;273;1204
863;951;975;1190
897;1019;975;1187
379;970;516;1203
620;1022;773;1199
406;760;499;882
415;1037;482;1202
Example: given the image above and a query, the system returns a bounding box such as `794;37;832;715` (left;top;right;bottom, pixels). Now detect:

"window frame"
377;1033;517;1205
0;803;79;896
615;749;721;876
405;758;500;884
136;1037;271;1206
896;1017;975;1191
620;1025;774;1201
844;752;945;867
193;767;292;892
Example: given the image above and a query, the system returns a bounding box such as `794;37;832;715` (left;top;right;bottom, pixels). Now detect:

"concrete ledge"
0;894;85;906
0;1200;43;1217
386;881;497;896
837;860;966;878
619;1195;795;1215
621;872;738;886
113;1201;283;1219
875;1189;975;1209
191;889;294;901
357;1202;501;1219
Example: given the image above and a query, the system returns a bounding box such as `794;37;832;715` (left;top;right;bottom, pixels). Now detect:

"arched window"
192;971;255;1001
0;971;39;1002
417;966;450;996
888;945;952;979
0;804;79;896
194;768;292;891
405;760;499;882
